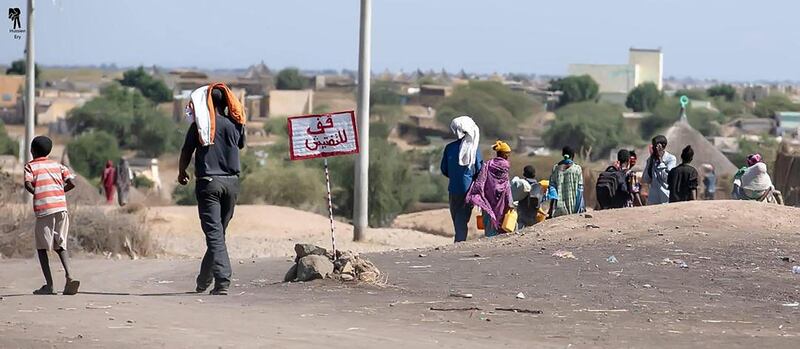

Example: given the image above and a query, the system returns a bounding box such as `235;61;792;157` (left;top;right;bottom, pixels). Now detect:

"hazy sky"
1;0;798;81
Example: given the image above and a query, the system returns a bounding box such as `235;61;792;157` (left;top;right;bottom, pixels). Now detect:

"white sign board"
288;111;359;160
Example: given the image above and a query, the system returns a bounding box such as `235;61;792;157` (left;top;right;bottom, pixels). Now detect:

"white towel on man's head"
184;85;213;146
450;116;480;170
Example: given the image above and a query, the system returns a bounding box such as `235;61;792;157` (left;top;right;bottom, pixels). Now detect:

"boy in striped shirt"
23;136;80;295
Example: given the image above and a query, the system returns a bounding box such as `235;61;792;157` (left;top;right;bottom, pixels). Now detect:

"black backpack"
596;166;627;209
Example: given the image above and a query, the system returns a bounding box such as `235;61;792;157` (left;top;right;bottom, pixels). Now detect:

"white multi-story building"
568;48;663;93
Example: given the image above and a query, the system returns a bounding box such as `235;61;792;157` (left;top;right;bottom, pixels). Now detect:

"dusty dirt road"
1;201;799;348
146;205;451;258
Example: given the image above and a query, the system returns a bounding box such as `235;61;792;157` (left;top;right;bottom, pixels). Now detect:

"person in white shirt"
642;135;677;205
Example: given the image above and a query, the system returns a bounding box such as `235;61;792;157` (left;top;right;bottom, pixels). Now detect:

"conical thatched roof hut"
663;119;737;177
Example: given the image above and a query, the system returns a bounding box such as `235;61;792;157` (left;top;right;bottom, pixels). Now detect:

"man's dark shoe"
209;287;228;295
196;284;211;293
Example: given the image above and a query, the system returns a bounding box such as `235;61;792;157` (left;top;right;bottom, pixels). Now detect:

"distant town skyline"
2;0;798;82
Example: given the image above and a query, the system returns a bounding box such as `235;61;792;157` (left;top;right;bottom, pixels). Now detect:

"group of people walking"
441;115;782;242
441;115;590;242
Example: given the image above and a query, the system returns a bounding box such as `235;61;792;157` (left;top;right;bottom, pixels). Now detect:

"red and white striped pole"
324;158;337;260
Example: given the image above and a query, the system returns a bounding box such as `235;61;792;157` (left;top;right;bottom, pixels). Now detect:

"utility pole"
24;0;35;199
353;0;371;241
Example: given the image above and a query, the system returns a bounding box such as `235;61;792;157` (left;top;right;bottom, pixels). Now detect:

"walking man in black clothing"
667;145;699;203
178;86;246;295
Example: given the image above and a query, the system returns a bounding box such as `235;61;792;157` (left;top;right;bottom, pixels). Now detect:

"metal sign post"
288;111;360;258
323;158;336;259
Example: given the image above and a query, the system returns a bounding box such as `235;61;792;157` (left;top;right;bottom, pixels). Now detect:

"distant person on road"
101;160;117;204
441;116;482;242
179;84;246;295
547;146;584;218
514;165;543;228
116;158;132;206
642;135;677;205
702;164;716;200
667;145;699;202
467;141;513;237
24;136;80;296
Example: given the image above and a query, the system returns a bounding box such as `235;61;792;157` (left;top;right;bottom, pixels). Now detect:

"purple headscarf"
466;157;512;229
746;153;762;167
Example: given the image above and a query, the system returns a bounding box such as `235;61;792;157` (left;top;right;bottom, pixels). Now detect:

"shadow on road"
1;291;199;297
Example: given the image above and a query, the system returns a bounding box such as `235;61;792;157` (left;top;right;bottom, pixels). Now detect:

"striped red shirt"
24;157;75;217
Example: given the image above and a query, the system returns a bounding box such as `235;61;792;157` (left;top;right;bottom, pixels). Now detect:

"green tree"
726;135;779;171
674;88;707;101
67;131;121;178
131;112;183;157
712;98;746;116
544;102;627;160
67;83;180;157
625;82;662;112
118;67;172;103
0;120;19;156
275;68;307;90
436;81;535;139
548;75;599;107
328;137;417;227
5;59;41;85
240;164;325;209
687;108;726;137
753;94;800;118
370;82;402;105
706;84;737;102
641;98;726;138
172;183;198;205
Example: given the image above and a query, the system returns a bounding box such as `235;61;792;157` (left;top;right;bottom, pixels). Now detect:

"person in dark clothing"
178;86;246;295
516;165;543;228
667;145;699;203
596;149;631;210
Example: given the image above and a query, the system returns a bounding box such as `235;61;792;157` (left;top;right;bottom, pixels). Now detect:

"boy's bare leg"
37;249;53;287
34;249;56;294
55;248;72;281
57;248;80;295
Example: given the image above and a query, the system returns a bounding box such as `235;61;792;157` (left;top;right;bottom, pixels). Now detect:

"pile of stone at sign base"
284;243;382;283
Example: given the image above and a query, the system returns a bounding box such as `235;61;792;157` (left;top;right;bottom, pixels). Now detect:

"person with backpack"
667;145;699;202
596;149;631;210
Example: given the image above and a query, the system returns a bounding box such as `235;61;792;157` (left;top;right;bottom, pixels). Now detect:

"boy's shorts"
34;211;70;251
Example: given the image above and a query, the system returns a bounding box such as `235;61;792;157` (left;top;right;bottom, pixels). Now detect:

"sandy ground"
2;200;800;348
146;205;450;258
393;208;479;239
